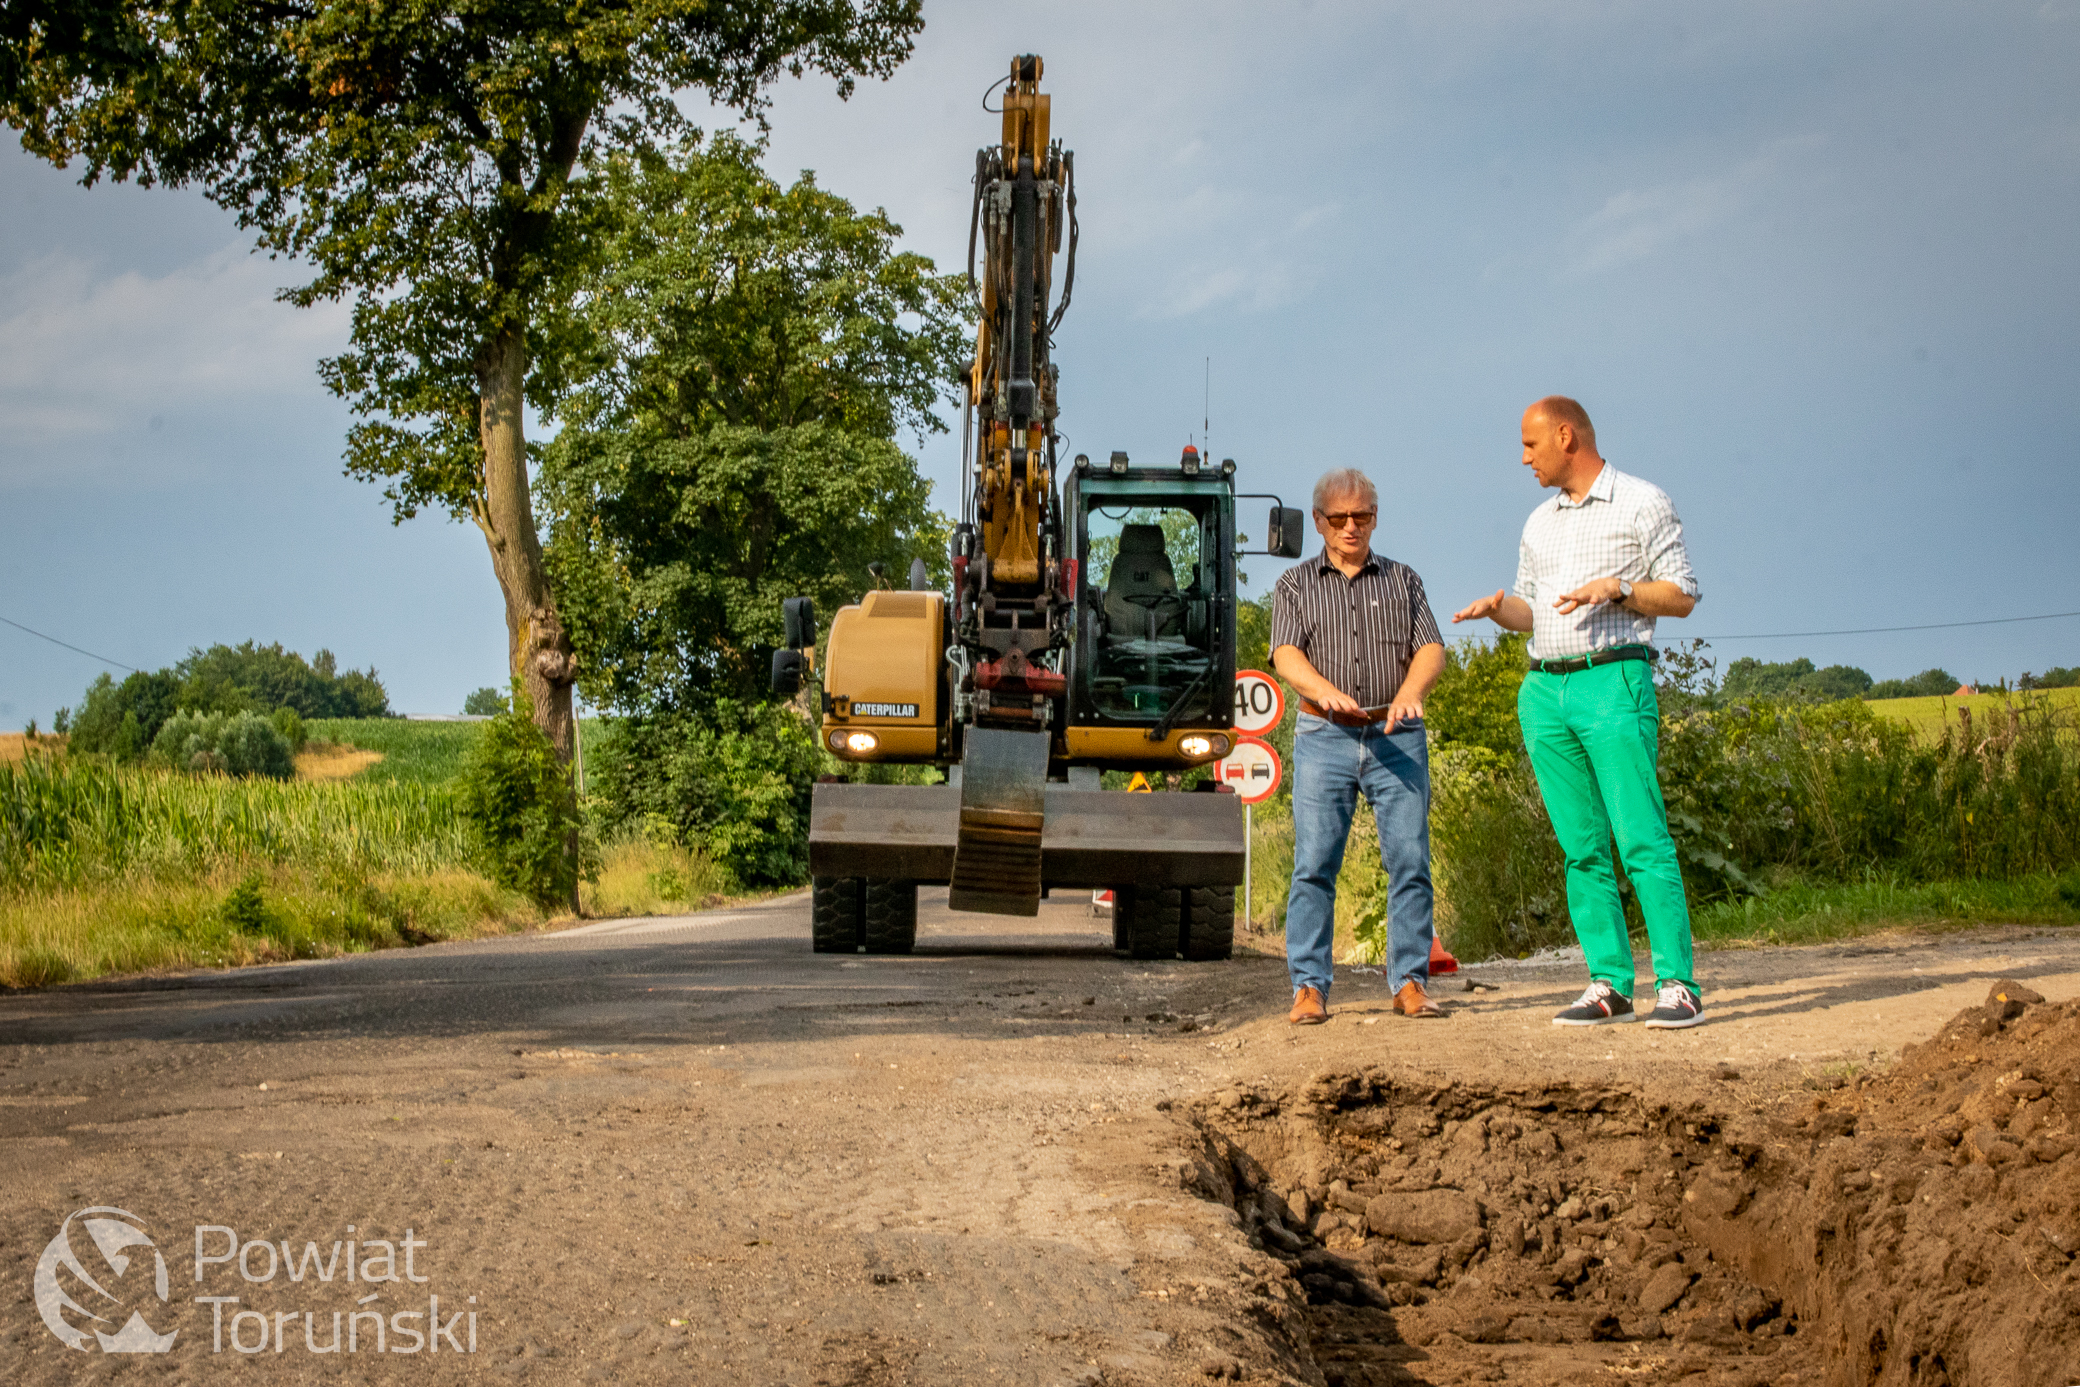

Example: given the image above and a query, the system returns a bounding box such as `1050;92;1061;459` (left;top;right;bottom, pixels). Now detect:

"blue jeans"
1284;713;1435;997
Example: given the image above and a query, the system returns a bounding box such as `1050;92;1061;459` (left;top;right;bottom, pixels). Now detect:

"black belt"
1529;644;1655;676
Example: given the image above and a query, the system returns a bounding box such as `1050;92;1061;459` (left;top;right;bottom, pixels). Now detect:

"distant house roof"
1954;684;1977;697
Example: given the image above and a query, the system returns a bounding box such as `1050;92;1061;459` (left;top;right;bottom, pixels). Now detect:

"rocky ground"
0;889;2076;1385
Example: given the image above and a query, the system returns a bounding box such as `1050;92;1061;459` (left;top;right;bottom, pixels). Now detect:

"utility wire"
0;614;139;672
1693;609;2080;642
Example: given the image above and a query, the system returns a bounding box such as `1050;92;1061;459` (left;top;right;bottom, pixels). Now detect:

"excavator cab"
1069;451;1235;730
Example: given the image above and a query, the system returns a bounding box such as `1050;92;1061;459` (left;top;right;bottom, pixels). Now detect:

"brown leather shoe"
1287;986;1328;1025
1392;980;1445;1018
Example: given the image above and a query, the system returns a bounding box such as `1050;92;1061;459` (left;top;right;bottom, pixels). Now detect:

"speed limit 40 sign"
1232;669;1284;737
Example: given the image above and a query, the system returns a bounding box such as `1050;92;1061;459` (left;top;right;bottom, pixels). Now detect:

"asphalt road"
4;891;2077;1386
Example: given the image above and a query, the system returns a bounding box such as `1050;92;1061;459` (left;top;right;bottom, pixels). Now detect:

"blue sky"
3;0;2077;726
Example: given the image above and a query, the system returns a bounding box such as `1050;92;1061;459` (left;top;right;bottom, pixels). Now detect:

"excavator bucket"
946;727;1049;915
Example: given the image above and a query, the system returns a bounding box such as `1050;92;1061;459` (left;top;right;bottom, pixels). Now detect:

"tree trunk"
475;321;580;915
475;317;579;732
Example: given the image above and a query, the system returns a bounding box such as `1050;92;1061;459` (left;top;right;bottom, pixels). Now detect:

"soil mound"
1722;981;2080;1386
1182;983;2079;1387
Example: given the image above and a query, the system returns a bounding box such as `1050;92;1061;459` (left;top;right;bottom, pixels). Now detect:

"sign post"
1213;735;1283;929
1229;671;1284;925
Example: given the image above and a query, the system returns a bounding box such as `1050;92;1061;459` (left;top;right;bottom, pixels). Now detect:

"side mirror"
1268;506;1307;558
783;596;817;650
908;557;931;591
770;648;806;696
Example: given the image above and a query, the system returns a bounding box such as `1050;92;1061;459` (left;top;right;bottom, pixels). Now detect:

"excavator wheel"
863;878;919;954
1115;885;1181;960
811;875;864;952
1182;885;1235;961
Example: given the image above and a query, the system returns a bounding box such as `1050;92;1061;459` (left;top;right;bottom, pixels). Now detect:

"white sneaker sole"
1551;1011;1637;1026
1643;1011;1706;1029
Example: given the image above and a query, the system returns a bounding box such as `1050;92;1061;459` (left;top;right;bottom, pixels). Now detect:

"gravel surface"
2;889;2075;1385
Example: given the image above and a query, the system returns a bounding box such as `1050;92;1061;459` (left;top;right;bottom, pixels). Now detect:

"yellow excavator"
771;55;1305;957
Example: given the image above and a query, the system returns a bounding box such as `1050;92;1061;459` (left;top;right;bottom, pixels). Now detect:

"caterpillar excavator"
771;55;1304;958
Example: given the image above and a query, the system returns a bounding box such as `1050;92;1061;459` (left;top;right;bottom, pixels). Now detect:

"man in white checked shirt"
1454;397;1707;1029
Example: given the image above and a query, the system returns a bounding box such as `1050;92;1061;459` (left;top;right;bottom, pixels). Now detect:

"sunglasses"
1317;510;1377;529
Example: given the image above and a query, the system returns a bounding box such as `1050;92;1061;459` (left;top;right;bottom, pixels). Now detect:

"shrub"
457;685;588;909
462;687;505;716
271;707;308;753
151;711;295;780
589;699;821;888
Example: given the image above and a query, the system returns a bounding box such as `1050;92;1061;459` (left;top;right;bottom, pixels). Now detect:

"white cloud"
1557;140;1816;277
0;243;348;469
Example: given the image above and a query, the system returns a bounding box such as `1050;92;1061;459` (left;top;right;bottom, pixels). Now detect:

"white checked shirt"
1514;463;1701;661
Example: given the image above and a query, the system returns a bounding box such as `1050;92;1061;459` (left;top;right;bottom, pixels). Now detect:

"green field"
1863;685;2080;740
308;717;606;786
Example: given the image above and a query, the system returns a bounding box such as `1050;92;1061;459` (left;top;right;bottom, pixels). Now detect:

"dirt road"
2;891;2076;1385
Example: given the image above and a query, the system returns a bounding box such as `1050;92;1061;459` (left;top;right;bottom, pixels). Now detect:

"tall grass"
1426;693;2080;960
0;753;471;891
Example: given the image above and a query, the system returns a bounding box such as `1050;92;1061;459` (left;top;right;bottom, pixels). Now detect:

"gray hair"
1312;468;1378;513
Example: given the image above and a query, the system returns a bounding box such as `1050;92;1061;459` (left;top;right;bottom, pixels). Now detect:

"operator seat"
1103;523;1185;644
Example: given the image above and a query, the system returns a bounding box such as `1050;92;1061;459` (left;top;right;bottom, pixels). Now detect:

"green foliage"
457;687;587;908
1722;656;1872;703
589;702;821;888
220;873;268;934
462;687;505;716
65;670;179;759
1425;633;1528;764
173;643;388;719
270;707;307;753
1868;668;1960;700
2022;666;2079;691
1236;594;1274;678
151;710;296;780
542;133;960;712
65;647;385;764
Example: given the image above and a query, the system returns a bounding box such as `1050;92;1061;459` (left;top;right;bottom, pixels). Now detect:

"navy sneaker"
1552;980;1636;1026
1643;982;1706;1029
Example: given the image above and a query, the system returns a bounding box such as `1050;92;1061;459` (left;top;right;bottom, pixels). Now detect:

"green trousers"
1517;659;1696;995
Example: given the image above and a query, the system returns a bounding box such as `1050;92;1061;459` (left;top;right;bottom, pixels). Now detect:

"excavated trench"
1174;984;2080;1387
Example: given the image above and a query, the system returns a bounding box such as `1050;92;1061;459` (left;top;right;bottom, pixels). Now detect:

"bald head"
1528;395;1596;451
1520;394;1605;495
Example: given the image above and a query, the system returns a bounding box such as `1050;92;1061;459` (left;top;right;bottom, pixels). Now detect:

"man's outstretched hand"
1453;589;1507;623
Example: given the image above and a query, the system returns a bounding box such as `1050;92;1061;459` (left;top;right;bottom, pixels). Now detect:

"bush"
457;685;588;909
589;699;821;889
462;687;505;716
270;707;308;753
151;710;296;780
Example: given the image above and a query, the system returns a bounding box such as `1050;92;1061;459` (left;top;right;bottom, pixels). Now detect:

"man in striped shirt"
1453;396;1706;1029
1270;468;1447;1025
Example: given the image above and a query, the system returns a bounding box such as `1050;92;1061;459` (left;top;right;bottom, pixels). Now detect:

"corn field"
0;753;472;893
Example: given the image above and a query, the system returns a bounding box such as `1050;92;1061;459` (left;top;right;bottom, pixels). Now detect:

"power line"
1693;609;2080;642
0;614;139;672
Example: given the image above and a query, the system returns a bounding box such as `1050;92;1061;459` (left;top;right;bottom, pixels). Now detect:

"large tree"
4;0;924;760
540;132;964;714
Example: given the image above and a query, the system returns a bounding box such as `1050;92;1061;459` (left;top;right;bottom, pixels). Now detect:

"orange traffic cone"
1429;935;1459;975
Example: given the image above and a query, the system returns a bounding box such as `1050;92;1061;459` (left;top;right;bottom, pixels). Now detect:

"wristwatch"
1615;579;1635;605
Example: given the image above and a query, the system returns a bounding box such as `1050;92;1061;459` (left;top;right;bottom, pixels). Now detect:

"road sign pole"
1244;802;1252;928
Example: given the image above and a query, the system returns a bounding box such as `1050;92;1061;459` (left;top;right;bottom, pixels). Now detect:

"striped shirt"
1514;463;1702;661
1270;550;1443;708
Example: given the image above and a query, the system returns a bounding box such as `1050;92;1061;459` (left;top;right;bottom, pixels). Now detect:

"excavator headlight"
1109;450;1129;474
833;730;880;754
1180;734;1226;759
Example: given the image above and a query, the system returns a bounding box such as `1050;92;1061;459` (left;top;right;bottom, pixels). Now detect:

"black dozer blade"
947;726;1050;915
